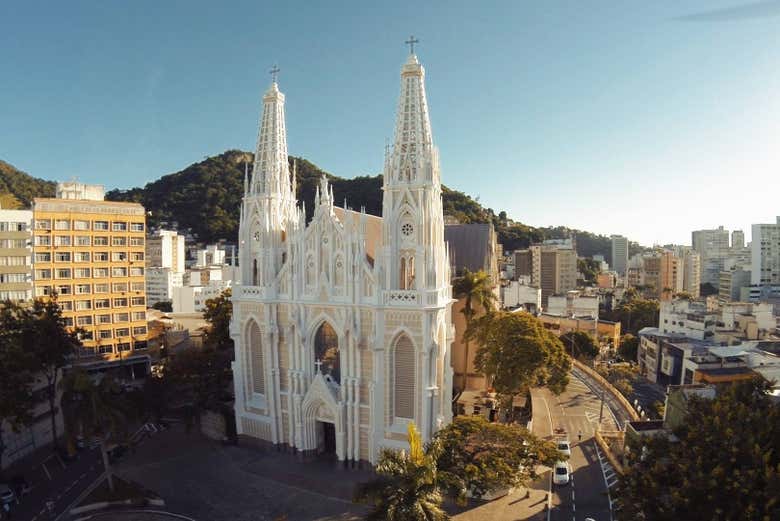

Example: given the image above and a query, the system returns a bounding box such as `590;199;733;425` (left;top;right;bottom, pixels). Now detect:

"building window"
93;236;109;246
75;252;91;262
129;237;144;246
76;315;93;326
116;342;131;352
114;312;129;322
94;298;110;309
73;220;90;231
94;221;109;231
34;236;51;246
314;322;340;384
59;300;73;311
112;237;127;246
54;252;71;262
130;267;144;277
392;334;415;420
93;268;108;278
131;311;146;321
56;284;72;295
112;282;128;292
132;326;147;335
98;344;113;354
74;268;91;278
75;236;91;246
115;328;130;338
130;296;145;306
54;220;70;231
247;320;264;395
130;282;144;291
35;269;52;279
56;268;71;279
94;283;109;293
97;314;111;324
35;219;51;230
35;253;51;263
98;329;113;339
112;251;127;262
34;286;52;297
75;284;91;295
94;252;109;262
130;223;144;232
112;222;127;232
63;317;74;327
75;300;91;311
54;235;71;247
112;267;127;277
130;252;144;262
113;298;128;307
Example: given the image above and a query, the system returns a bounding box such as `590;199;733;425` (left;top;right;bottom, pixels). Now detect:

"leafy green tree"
469;311;570;397
22;298;81;449
577;258;601;284
596;364;636;398
60;370;131;493
0;302;35;470
165;347;232;428
452;269;496;391
607;297;659;336
617;379;780;520
559;331;599;359
151;301;173;312
618;333;639;362
355;423;447;521
433;416;561;502
203;288;233;352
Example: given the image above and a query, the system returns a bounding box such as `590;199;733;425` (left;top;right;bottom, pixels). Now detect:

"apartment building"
692;226;730;286
752;217;780;287
0;207;33;301
32;193;149;367
682;249;701;298
540;246;577;308
146;229;185;272
611;234;629;275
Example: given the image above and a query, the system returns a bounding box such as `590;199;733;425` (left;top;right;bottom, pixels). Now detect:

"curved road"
531;371;620;521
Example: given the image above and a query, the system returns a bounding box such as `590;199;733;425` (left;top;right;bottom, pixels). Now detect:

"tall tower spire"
250;66;292;200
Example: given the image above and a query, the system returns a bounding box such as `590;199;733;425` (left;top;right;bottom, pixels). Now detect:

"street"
532;373;617;521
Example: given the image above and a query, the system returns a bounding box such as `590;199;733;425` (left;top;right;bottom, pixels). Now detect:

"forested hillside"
1;150;639;258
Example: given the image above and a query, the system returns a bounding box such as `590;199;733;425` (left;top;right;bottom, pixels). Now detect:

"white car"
556;439;571;457
553;461;571;485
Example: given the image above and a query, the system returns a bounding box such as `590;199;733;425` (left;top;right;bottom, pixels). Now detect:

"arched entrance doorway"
314;322;340;383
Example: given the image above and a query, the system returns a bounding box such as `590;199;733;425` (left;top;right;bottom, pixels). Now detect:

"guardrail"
571;357;640;422
595;430;625;475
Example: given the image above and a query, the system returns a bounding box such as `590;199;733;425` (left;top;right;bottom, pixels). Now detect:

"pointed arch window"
399;253;415;290
247;320;265;395
392;334;415;420
314;322;340;384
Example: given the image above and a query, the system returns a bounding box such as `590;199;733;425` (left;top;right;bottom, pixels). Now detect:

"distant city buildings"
611;235;628;276
692;226;731;286
751;217;780;287
0;206;33;301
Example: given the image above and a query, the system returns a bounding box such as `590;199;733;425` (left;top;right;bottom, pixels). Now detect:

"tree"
559;331;599;359
60;370;131;493
164;347;232;428
151;301;173;312
354;423;447;521
0;302;35;470
577;258;601;285
452;269;496;391
618;334;639;362
203;288;233;352
607;296;659;336
433;416;561;502
469;311;570;397
22;298;81;449
596;364;636;398
617;379;780;520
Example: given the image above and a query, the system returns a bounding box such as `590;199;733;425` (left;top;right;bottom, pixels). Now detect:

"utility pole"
598;387;605;427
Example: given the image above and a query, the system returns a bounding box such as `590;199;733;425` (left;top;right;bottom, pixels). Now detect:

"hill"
0;160;56;208
1;150;641;258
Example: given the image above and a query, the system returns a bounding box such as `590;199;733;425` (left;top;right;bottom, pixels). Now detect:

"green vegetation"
151;301;173;312
469;311;570;397
577;258;601;284
452;269;496;392
203;288;233;352
604;292;660;336
0;160;56;207
595;364;637;399
559;331;599;360
618;333;639;362
617;379;780;520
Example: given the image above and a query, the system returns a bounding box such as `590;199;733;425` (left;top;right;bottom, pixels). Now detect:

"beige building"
0;207;33;301
146;229;185;272
32;191;149;369
540;246;577;308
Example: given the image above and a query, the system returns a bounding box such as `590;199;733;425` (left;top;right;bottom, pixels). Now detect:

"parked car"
0;484;16;505
553;461;571;485
557;439;571;457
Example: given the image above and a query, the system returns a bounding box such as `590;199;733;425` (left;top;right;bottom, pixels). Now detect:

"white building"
501;279;542;313
55;181;105;201
611;235;628;276
195;244;226;267
681;249;701;298
146;267;184;306
692;226;730;286
0;207;33;301
146;230;185;273
172;281;230;314
658;298;718;341
752;217;780;287
231;51;454;464
546;290;599;319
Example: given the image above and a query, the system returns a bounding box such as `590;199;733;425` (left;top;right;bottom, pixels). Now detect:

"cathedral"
230;49;454;465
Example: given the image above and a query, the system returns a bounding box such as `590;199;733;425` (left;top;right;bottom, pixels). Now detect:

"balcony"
233;285;265;300
384;290;420;306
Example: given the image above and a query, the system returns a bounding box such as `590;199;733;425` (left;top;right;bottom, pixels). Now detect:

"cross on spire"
314;359;323;373
405;35;419;55
269;64;280;83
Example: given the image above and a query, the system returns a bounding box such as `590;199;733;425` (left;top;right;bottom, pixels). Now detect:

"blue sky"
1;1;779;246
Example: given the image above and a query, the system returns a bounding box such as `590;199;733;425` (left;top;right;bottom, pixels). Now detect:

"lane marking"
593;440;615;521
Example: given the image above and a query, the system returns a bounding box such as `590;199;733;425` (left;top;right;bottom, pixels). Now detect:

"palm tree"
60;369;129;493
452;269;497;392
354;423;448;521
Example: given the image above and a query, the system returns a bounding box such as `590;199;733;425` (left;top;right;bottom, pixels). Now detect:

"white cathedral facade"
231;51;454;464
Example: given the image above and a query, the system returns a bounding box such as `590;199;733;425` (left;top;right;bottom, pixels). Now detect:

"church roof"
332;207;383;265
445;222;495;274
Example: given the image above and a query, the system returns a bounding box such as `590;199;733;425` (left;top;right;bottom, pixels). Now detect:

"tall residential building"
32;187;149;369
692;226;730;286
731;230;745;250
658;250;683;300
540;246;577;308
514;245;541;286
611;235;629;276
682;250;701;298
146;230;185;272
0;207;33;301
719;267;751;303
751;217;780;287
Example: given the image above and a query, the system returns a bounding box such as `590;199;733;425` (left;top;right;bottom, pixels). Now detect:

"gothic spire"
250;71;292;200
